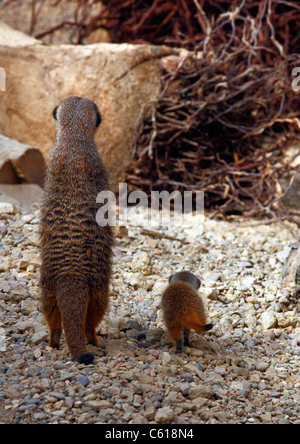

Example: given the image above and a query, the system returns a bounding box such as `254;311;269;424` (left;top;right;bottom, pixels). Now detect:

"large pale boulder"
0;22;179;187
0;0;104;45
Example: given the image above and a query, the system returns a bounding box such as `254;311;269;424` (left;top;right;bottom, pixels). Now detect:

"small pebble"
78;376;89;387
155;407;174;424
256;362;270;372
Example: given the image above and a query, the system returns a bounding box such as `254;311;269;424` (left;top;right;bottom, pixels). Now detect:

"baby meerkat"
161;271;213;353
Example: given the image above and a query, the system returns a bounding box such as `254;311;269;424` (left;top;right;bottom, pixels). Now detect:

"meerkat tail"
57;280;94;365
204;323;213;331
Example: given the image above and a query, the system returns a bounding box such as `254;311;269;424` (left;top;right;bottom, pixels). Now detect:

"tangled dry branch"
122;0;300;230
26;0;300;229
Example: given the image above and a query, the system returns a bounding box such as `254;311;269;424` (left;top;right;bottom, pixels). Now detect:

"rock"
0;202;15;214
107;327;121;340
201;287;218;301
28;233;40;247
50;392;65;401
229;381;249;398
64;397;75;409
85;400;112;411
161;352;171;365
31;328;48;344
244;313;257;329
126;273;145;289
260;412;272;423
155;407;174;424
130;253;152;276
53;361;66;370
205;272;221;283
191;397;208;410
15;320;35;331
143;404;156;420
276;312;298;328
78;376;90;387
256;362;270;372
188;385;212;400
238;261;253;268
269;391;282;398
151;281;168;296
0;2;65;42
19;253;41;269
0;21;180;186
179;383;191;396
21;298;39;314
242;276;256;287
114;226;128;239
146;328;164;344
0;1;107;45
0;281;10;293
130;414;148;424
277;245;293;262
236;285;249;292
263;330;276;340
0;135;45;186
260;311;277;330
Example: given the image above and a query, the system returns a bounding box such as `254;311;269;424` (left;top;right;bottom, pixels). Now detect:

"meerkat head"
53;96;101;138
169;270;201;289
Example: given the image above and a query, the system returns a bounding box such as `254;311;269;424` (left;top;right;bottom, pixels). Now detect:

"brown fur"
161;271;212;353
39;96;114;365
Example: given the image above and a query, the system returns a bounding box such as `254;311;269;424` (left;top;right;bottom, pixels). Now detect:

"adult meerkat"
161;271;212;353
40;96;113;365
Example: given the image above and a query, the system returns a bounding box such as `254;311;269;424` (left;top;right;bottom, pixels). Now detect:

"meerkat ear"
96;110;101;128
169;274;175;284
53;106;58;120
196;277;201;289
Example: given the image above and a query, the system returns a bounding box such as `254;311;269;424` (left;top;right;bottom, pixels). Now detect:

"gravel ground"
0;201;299;424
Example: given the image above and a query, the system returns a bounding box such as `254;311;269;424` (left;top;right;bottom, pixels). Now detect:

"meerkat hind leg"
86;328;98;346
183;327;191;347
42;289;62;348
168;325;184;353
50;329;62;349
175;338;183;353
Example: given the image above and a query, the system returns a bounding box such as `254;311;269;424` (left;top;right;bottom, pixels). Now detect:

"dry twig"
26;0;300;228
